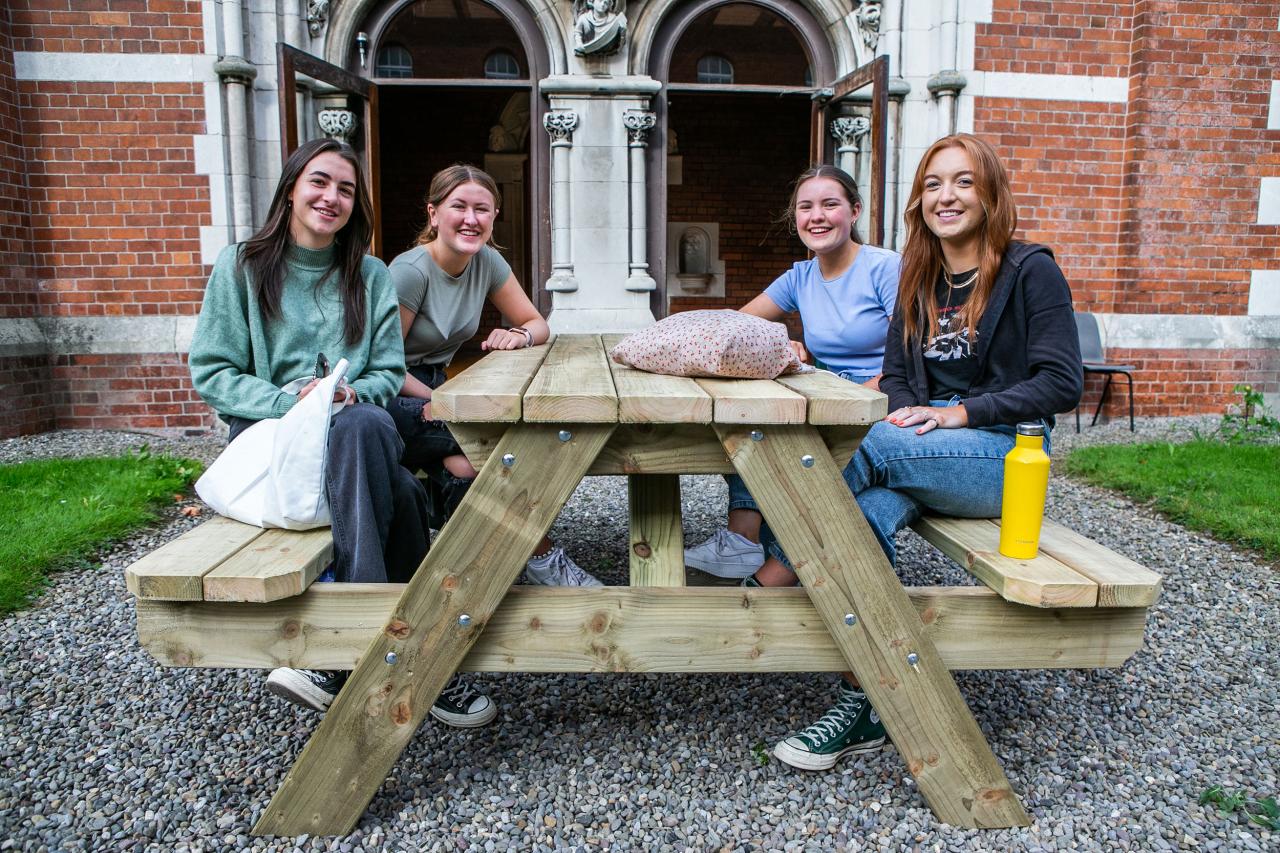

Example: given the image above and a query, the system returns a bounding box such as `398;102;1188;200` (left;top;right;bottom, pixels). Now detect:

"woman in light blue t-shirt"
683;165;900;580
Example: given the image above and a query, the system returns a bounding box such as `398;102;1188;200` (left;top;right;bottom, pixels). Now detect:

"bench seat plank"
126;516;264;601
774;371;887;425
602;334;713;424
202;527;332;603
911;516;1099;608
1017;519;1163;608
431;344;549;423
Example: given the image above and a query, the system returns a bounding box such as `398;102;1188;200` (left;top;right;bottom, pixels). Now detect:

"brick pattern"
21;79;210;316
0;355;56;437
9;0;204;54
53;352;213;432
0;8;36;319
976;0;1134;76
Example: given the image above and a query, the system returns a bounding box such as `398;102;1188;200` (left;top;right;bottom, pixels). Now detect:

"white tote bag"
196;359;350;530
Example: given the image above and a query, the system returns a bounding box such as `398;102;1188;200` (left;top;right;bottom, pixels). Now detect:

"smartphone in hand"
313;352;329;379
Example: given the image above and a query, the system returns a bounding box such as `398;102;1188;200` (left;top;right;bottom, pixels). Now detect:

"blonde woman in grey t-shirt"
385;164;603;597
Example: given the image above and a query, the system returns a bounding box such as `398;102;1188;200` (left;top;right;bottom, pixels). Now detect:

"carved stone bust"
854;0;882;51
573;0;626;56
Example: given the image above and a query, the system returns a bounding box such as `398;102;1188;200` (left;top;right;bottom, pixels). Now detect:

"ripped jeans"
385;364;475;530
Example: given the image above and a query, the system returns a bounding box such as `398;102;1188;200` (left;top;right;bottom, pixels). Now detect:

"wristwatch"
509;326;534;348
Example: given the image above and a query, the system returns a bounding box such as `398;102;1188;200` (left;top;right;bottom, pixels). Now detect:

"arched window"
484;50;521;79
374;44;413;78
696;54;734;84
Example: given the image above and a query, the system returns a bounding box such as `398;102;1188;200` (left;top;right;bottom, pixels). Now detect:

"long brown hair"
414;163;504;247
780;164;864;245
238;138;374;345
898;133;1017;345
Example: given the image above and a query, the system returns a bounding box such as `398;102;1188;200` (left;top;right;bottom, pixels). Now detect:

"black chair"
1075;311;1135;432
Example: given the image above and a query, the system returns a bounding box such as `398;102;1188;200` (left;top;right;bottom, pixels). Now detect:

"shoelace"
798;694;863;746
439;676;477;706
548;549;594;585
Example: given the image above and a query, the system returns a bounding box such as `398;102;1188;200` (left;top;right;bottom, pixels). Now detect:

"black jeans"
226;404;430;584
385;364;475;531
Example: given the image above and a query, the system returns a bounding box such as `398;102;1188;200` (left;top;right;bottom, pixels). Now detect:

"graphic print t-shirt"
923;269;980;399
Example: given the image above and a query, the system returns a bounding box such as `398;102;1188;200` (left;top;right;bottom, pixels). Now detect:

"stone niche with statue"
665;222;725;298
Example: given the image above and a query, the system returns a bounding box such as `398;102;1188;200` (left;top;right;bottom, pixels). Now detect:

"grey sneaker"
773;683;886;771
684;528;765;578
430;674;498;728
525;546;604;587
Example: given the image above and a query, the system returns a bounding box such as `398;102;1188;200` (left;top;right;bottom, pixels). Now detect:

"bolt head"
458;614;472;627
385;651;398;665
501;453;516;467
906;652;919;666
558;429;572;442
801;454;815;468
750;430;764;442
844;613;857;626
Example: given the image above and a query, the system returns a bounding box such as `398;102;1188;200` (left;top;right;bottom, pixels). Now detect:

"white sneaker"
684;528;764;578
525;546;604;587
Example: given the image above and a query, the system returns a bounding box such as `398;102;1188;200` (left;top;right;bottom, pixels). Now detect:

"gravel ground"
1;417;1276;852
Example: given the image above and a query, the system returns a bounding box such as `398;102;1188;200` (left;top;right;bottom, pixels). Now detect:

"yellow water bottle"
998;422;1050;559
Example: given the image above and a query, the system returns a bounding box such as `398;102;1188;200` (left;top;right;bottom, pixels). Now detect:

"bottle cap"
1016;421;1045;436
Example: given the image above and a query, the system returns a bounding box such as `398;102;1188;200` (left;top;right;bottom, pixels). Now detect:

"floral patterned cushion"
609;310;811;379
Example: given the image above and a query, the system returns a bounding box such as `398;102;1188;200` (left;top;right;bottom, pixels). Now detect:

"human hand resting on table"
787;339;810;364
297;378;356;407
482;326;533;351
887;403;967;435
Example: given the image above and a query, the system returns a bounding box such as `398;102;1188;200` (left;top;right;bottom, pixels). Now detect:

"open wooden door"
277;43;383;255
811;55;889;247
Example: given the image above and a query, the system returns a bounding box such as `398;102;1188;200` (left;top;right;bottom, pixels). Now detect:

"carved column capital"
307;0;331;38
213;56;257;85
830;115;871;150
623;110;657;145
543;111;579;144
318;108;357;143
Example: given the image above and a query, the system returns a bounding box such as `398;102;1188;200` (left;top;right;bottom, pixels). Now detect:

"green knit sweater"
189;242;405;421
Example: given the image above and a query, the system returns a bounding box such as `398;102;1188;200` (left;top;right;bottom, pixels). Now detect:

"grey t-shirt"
389;243;511;367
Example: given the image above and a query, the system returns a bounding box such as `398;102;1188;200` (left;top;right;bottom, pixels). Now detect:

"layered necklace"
941;267;977;315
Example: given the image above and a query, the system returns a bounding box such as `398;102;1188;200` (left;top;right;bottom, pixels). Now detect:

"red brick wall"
53;352;213;432
8;0;204;54
1075;347;1280;420
976;0;1134;76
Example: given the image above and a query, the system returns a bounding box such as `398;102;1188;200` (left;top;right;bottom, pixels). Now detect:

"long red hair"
898;133;1017;345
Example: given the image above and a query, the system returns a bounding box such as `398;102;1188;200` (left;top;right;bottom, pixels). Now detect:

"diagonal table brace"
253;423;615;837
716;423;1030;828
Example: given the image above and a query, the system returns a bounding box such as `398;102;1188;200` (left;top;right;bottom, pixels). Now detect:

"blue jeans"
757;400;1051;568
385;364;475;530
726;369;880;511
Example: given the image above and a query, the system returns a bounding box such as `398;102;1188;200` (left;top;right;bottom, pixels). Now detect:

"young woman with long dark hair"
682;165;900;578
189;139;492;727
764;134;1083;771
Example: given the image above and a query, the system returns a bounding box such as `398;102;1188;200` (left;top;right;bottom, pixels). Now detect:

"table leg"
716;424;1030;829
252;423;615;837
628;474;685;587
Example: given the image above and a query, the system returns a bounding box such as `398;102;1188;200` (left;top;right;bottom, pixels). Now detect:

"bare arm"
739;293;809;363
397;305;434;399
482;274;550;350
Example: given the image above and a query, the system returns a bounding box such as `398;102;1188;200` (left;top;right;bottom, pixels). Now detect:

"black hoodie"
880;241;1084;428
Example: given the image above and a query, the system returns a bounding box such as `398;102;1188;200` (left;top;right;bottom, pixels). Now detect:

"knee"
333;402;396;437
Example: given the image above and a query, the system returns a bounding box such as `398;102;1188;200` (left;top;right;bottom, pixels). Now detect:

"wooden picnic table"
248;333;1042;834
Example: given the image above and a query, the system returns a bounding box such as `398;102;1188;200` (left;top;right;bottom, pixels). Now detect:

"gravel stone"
1;418;1276;851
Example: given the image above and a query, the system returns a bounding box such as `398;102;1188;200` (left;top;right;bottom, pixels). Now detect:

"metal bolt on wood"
558;430;572;442
906;652;920;671
844;613;857;626
384;652;397;665
501;453;516;467
458;614;472;627
750;430;764;441
800;454;815;468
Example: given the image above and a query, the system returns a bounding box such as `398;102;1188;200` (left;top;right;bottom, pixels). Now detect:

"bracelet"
510;326;533;348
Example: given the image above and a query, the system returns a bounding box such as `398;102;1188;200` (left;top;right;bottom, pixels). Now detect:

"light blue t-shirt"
763;244;900;377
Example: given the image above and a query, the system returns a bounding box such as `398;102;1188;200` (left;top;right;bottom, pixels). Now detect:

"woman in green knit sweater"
188;139;494;726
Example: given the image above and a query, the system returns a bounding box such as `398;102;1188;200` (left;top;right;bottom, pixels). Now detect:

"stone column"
926;0;966;136
623;110;657;293
829;115;870;177
214;0;255;242
544;110;580;293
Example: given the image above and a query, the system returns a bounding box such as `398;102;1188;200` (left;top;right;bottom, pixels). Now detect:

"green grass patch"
0;450;202;615
1063;440;1280;562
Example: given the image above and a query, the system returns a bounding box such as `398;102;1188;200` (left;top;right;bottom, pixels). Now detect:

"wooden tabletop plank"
432;344;550;423
602;333;712;424
523;334;619;422
125;516;263;601
202;527;332;603
912;516;1098;608
695;378;807;424
775;370;888;425
1028;519;1163;608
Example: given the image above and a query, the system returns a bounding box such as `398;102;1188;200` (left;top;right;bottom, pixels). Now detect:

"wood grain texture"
911;517;1099;608
125;516;263;601
602;334;713;424
695;378;807;424
719;423;1030;828
627;474;685;586
136;585;1149;672
202;527;332;603
432;344;549;423
523;335;619;423
1028;520;1163;607
775;371;888;425
253;423;613;837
